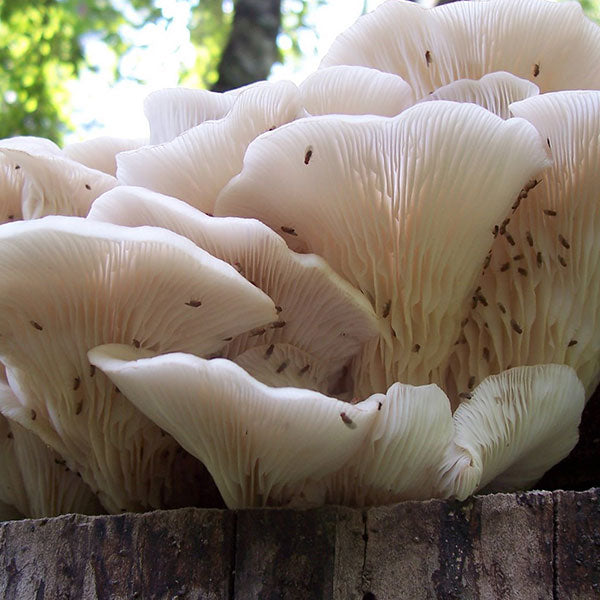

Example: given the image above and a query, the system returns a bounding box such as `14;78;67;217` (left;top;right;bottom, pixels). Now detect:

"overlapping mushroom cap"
320;0;600;98
0;369;103;518
0;216;276;512
88;185;381;395
444;90;600;403
0;0;597;515
88;345;584;509
143;86;242;144
88;345;381;508
0;148;117;219
419;71;539;119
63;136;146;177
116;80;306;214
299;65;415;117
216;101;551;395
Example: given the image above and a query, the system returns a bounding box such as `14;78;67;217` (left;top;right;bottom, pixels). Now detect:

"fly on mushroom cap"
233;343;331;393
319;0;600;99
0;148;117;220
88;185;381;395
438;364;585;500
116;80;306;214
216;101;550;395
299;65;415;117
87;345;380;509
144;86;244;144
445;91;600;403
419;71;539;119
63;136;146;177
0;216;277;513
0;376;103;518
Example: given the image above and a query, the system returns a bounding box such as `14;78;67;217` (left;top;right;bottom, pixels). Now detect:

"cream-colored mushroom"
320;0;600;99
444;91;600;404
88;344;380;508
0;216;276;512
88;185;381;395
216;101;550;395
63;136;146;177
300;65;415;116
0;373;103;518
116;80;306;214
144;86;242;144
419;71;539;119
0;149;117;219
438;364;584;499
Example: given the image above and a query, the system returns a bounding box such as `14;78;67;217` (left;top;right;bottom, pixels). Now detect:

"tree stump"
1;488;599;599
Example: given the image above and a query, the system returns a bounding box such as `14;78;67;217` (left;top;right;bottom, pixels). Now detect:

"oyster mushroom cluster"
1;0;599;516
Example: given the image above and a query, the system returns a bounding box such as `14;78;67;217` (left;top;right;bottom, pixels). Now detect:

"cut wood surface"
0;489;598;599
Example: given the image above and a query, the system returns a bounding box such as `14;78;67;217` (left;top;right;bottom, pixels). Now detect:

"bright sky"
67;0;395;142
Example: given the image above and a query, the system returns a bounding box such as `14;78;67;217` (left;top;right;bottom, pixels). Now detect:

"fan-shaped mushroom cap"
116;80;305;214
320;0;600;99
88;186;381;394
144;87;242;144
320;382;454;506
88;345;380;509
63;136;146;177
0;156;24;224
445;91;600;403
300;65;415;117
419;71;539;119
0;149;117;219
0;216;276;512
216;101;550;394
0;136;63;224
0;376;103;518
439;364;584;500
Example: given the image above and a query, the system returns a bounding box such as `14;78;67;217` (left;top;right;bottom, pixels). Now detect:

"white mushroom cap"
0;155;24;224
88;345;380;508
0;376;103;518
63;136;147;177
144;87;242;144
0;136;63;224
320;0;600;99
0;216;276;512
88;185;381;394
216;101;550;393
419;71;539;119
299;65;415;117
445;90;600;402
320;382;454;506
116;80;306;214
90;346;583;507
0;149;117;219
0;136;61;156
438;364;585;500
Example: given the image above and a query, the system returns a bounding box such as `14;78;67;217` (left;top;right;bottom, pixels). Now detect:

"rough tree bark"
212;0;282;92
1;489;599;598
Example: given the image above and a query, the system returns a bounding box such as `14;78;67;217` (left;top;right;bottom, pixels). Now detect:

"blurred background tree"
0;0;598;144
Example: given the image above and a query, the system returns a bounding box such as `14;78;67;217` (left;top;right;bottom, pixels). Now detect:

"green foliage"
575;0;600;21
0;0;160;143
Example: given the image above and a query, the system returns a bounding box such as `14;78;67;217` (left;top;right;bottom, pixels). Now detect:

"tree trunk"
212;0;282;92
